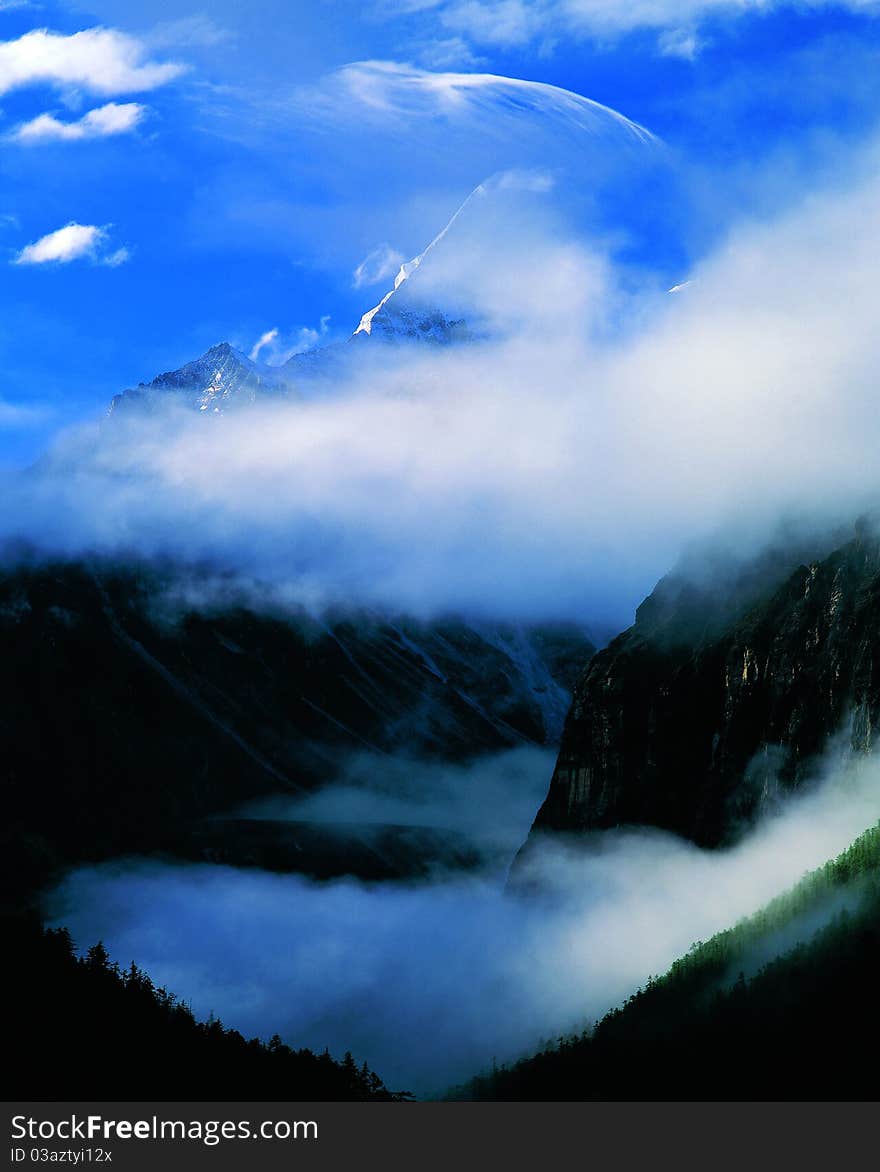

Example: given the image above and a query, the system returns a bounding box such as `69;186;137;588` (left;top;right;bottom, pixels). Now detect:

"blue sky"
3;0;880;466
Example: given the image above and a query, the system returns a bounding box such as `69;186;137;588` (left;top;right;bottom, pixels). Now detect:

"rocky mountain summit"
108;342;294;416
108;186;494;418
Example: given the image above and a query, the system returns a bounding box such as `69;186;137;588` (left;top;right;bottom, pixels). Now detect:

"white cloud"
248;318;331;364
10;101;148;143
0;397;49;428
563;0;880;36
321;61;656;145
353;243;406;289
438;0;542;47
393;0;880;52
248;327;279;363
13;222;129;266
14;223;102;265
101;245;131;268
145;16;232;51
658;27;706;60
415;35;486;70
0;27;185;98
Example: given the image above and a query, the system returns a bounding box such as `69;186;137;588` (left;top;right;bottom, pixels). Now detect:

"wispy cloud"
658;27;706;61
317;61;656;145
353;243;406;289
248;318;331;364
414;35;486;70
388;0;880;55
248;327;279;363
13;222;129;267
187;58;668;282
432;0;541;48
10;101;148;143
0;27;185;98
0;397;49;429
145;15;232;51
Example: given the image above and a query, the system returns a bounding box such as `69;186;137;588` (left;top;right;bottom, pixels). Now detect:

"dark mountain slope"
0;557;591;894
525;520;880;850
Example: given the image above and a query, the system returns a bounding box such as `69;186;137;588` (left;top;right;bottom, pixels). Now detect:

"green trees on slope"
461;822;880;1101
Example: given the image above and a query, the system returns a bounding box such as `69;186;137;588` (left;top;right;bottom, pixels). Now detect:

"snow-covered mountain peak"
354;255;424;337
354;181;487;342
109;340;296;417
108;185;499;418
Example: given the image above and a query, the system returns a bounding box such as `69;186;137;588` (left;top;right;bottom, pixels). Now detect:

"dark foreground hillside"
2;914;406;1101
464;823;880;1100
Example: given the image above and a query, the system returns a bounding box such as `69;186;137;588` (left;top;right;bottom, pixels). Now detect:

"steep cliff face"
528;522;880;848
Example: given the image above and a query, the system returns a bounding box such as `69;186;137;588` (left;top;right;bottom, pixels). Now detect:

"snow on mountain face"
353;302;475;346
354;255;424;337
109;183;497;418
353;183;486;345
109;343;298;417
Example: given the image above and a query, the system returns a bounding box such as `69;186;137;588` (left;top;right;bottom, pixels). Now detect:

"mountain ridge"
108;186;496;417
0;555;594;893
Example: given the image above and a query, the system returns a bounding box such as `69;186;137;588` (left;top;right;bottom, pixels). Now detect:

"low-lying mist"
239;746;557;866
46;738;880;1096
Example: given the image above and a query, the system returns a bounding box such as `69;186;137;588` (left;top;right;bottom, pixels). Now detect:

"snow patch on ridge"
354;181;487;337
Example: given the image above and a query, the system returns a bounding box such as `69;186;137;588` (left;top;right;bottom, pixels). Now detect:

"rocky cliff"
526;519;880;849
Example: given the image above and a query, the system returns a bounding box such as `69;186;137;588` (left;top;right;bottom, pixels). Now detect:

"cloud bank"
5;142;880;627
47;740;880;1094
